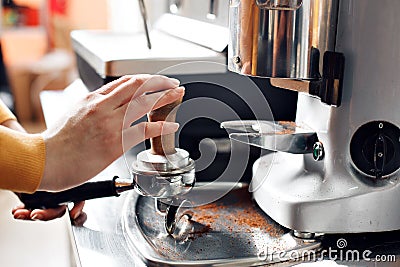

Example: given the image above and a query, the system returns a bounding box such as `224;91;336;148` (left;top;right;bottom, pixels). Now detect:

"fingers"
69;201;85;221
30;206;67;221
134;75;180;97
106;75;180;108
72;211;87;226
70;201;87;226
12;207;31;220
12;202;85;222
119;87;185;127
2;119;26;132
13;205;67;221
12;203;25;214
95;75;134;95
123;121;179;150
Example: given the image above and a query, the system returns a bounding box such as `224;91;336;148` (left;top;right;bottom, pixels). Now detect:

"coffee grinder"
224;0;400;235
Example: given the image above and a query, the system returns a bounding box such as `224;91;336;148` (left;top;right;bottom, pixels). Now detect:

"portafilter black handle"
19;176;132;209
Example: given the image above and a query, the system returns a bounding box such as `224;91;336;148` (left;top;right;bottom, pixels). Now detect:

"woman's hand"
39;75;184;191
1;119;86;222
12;201;86;225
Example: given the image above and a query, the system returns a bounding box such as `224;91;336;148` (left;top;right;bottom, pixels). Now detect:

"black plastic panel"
350;121;400;178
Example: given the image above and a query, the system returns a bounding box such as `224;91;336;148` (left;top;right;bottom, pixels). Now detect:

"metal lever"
207;0;218;20
138;0;152;49
221;120;319;154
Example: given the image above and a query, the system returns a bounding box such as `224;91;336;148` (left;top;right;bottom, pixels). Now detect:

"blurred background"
0;0;165;132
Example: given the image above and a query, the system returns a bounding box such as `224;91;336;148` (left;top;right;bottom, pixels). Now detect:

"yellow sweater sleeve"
0;99;16;124
0;99;45;193
0;126;45;193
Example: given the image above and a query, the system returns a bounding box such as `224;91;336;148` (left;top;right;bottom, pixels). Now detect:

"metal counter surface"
0;190;77;267
71;155;145;267
40;81;399;267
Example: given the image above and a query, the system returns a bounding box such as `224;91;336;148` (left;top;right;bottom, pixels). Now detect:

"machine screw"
233;56;241;64
313;142;325;161
293;231;315;239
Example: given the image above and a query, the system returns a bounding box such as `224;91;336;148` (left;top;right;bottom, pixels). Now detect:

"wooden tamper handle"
147;98;182;155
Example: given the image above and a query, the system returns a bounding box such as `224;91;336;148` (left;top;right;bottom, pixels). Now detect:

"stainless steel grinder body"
228;0;338;79
227;0;400;233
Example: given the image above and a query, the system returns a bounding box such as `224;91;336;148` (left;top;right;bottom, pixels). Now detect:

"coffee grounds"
187;187;283;240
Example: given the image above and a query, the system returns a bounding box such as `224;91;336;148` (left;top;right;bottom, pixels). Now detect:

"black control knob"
350;121;400;179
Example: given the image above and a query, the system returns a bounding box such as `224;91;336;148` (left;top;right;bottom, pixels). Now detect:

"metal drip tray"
121;183;321;266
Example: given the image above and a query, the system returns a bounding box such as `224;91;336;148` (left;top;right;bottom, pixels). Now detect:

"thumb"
122;121;179;151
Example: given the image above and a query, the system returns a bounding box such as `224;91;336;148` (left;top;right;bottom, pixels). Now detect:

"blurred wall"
108;0;167;33
1;0;109;122
68;0;108;30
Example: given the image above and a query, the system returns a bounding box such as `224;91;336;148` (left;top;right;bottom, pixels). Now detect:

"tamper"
131;97;196;235
132;98;195;198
